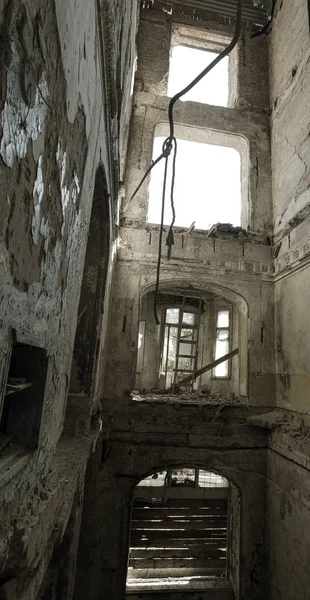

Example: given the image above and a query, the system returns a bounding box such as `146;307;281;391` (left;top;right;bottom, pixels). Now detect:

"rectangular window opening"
1;341;48;450
136;320;146;373
168;44;229;107
214;310;231;378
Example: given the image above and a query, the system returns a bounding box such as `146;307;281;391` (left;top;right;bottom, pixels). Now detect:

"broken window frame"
160;301;201;390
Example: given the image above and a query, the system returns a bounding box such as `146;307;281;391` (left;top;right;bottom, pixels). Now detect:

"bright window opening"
136;320;146;373
148;137;241;230
214;310;231;378
168;45;229;106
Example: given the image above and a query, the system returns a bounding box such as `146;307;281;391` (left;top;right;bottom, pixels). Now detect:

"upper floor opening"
167;25;231;107
134;281;249;401
147;123;247;233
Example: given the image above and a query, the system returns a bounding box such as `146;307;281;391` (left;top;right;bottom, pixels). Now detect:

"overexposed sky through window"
168;45;229;106
148;137;241;230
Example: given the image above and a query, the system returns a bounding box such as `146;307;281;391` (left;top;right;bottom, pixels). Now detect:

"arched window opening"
126;468;231;593
69;167;110;396
134;289;240;400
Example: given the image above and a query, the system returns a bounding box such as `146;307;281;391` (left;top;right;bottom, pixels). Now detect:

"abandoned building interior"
1;0;310;598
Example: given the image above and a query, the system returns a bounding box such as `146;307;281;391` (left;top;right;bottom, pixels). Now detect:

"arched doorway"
126;467;235;595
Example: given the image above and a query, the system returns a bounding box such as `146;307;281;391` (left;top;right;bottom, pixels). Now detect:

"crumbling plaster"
0;436;95;600
0;0;138;597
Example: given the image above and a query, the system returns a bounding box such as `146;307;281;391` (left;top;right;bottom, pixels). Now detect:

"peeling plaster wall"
0;0;90;453
0;0;138;597
267;4;310;594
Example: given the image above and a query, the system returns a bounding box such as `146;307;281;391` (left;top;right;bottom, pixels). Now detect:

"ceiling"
151;0;269;26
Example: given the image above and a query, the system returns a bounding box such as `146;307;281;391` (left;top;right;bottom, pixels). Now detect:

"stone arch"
137;278;249;397
127;462;241;596
70;165;110;396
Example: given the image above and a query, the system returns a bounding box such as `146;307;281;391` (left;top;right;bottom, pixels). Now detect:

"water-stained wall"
270;0;310;413
267;2;310;598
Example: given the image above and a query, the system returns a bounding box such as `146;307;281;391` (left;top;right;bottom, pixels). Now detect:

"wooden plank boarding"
128;495;228;580
129;557;226;570
130;548;227;559
130;539;227;549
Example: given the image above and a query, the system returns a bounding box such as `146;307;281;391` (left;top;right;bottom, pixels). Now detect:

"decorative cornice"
274;238;310;280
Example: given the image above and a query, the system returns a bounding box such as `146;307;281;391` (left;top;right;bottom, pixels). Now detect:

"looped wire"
162;136;173;157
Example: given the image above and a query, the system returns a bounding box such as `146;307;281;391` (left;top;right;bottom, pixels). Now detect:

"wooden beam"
132;507;227;519
166;347;239;389
128;557;226;570
131;519;227;530
127;567;225;579
134;487;229;500
130;529;227;541
129;540;227;550
130;548;227;559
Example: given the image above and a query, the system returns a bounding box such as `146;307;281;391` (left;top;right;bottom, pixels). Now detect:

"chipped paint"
0;44;48;167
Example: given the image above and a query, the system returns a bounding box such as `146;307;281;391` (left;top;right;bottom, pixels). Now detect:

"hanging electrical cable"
166;136;177;261
154;149;170;323
130;0;244;323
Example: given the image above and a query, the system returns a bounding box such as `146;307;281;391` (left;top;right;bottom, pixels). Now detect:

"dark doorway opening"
1;341;48;449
